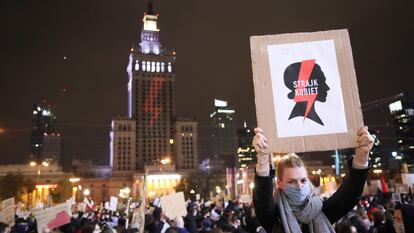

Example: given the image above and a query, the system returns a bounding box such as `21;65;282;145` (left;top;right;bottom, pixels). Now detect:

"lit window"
142;61;146;71
151;62;155;72
168;62;172;73
135;60;139;71
161;62;165;72
156;62;160;72
147;61;151;71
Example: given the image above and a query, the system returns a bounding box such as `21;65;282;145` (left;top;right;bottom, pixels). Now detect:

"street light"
29;161;50;184
69;178;80;202
160;157;171;165
83;189;91;196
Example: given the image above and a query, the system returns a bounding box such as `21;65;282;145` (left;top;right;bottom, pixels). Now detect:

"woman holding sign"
252;126;373;233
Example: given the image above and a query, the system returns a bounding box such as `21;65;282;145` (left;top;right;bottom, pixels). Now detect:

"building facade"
389;96;414;170
210;99;237;167
236;122;256;168
127;5;176;170
110;117;137;173
175;117;199;170
30;103;61;163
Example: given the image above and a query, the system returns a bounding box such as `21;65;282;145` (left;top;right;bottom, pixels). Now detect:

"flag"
380;176;389;193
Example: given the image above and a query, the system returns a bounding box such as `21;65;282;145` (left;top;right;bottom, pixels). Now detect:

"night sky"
1;0;413;168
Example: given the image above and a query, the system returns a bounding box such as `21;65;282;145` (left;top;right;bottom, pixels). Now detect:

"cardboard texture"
34;201;71;233
160;192;187;219
1;197;15;226
250;29;363;153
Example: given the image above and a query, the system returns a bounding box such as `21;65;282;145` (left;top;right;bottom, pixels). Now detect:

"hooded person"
252;126;374;233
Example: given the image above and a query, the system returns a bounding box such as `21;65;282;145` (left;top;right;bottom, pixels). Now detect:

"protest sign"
109;196;118;211
401;173;414;189
239;194;251;204
33;201;71;233
160;192;187;219
250;29;363;153
2;197;15;226
131;208;140;226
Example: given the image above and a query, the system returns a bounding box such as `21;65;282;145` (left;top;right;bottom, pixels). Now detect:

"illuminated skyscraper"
237;122;256;168
389;95;414;170
210;99;237;167
30;103;61;163
126;2;176;170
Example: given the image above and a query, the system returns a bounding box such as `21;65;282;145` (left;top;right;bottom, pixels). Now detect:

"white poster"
401;173;414;189
109;196;118;211
160;192;187;219
34;201;71;233
267;40;347;138
2;197;15;226
239;194;251;204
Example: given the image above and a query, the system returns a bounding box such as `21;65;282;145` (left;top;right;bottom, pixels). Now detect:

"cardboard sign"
109;196;118;211
34;201;71;233
160;192;187;219
239;194;251;204
250;29;363;153
2;197;15;226
131;208;140;226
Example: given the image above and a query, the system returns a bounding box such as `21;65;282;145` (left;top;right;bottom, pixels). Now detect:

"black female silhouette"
283;60;330;126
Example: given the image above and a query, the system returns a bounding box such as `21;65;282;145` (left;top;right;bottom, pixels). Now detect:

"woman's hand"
253;128;269;153
355;126;374;163
253;128;271;166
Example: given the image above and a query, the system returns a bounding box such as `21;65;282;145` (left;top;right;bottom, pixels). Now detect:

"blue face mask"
283;183;310;203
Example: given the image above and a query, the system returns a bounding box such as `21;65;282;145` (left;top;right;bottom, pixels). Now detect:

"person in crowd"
0;223;10;233
147;207;170;233
252;126;374;233
184;203;198;233
173;217;189;233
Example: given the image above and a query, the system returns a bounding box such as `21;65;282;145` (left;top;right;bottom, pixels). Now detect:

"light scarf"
274;188;335;233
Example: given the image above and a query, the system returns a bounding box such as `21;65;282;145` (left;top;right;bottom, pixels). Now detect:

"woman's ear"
277;178;284;190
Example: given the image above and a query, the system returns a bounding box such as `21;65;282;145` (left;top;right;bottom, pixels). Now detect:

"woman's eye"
301;179;307;183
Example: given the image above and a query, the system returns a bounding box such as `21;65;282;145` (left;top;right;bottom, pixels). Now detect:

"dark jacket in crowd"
253;159;369;233
184;211;198;233
401;203;414;233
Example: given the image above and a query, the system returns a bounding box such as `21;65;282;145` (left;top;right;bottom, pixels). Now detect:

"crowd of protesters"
0;189;413;233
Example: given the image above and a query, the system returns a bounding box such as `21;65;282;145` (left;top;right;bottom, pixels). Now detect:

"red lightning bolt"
294;59;317;120
143;77;165;125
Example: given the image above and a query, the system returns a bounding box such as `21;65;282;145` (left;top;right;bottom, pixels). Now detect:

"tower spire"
146;0;154;15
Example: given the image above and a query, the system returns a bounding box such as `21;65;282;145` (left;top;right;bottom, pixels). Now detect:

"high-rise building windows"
151;62;156;72
135;60;140;71
156;62;160;72
161;62;165;72
142;61;146;71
